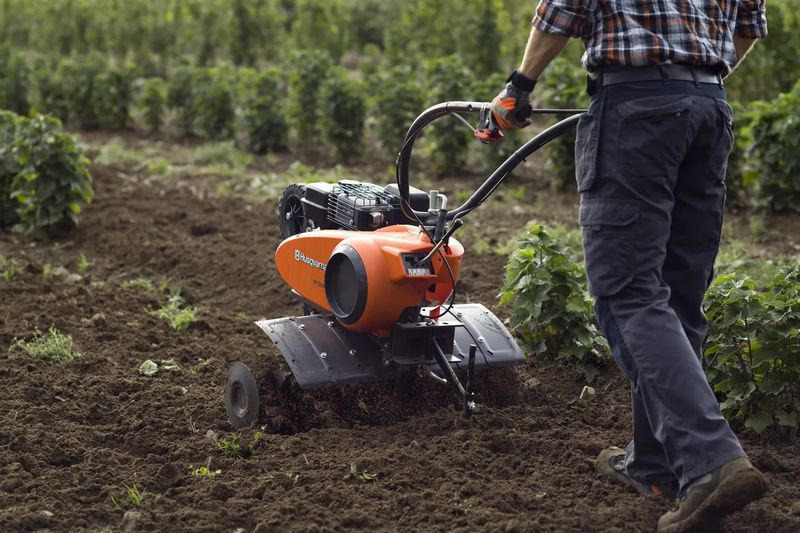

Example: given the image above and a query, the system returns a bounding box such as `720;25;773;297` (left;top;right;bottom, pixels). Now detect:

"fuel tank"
274;225;463;334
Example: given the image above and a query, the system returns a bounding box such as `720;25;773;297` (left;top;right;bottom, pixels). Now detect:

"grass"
111;485;144;509
147;291;197;332
94;138;145;168
191;141;253;168
215;434;242;457
11;327;80;365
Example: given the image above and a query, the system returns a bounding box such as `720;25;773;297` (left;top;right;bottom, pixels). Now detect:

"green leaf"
745;412;774;433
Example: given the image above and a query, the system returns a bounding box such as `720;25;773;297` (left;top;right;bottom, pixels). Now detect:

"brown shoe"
656;457;768;532
596;446;678;499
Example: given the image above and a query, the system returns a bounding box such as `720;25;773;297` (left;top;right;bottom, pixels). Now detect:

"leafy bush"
93;65;134;129
319;68;366;161
723;101;756;204
61;54;106;129
0;111;23;227
746;82;800;211
31;57;69;121
500;224;609;381
372;66;426;155
168;66;199;137
0;44;30;115
288;50;333;143
704;270;800;436
424;55;473;175
241;68;288;154
539;53;588;189
194;67;237;140
4;114;94;234
138;78;168;132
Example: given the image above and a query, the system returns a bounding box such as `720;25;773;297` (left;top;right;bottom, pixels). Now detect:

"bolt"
320;352;327;359
383;360;391;367
456;311;463;317
477;336;485;343
298;324;305;331
349;349;357;356
327;321;334;327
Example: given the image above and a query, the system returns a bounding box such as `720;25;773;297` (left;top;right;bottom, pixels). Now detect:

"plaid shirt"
534;1;768;73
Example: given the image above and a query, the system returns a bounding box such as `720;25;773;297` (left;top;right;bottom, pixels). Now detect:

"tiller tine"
256;303;523;392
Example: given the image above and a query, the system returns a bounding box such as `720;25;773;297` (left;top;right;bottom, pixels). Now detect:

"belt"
599;65;723;86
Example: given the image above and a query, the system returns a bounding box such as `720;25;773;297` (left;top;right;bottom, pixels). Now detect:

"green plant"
500;224;608;381
147;290;197;332
0;111;22;227
76;253;91;274
344;463;379;482
746;81;800;211
138;78;167;133
703;270;800;436
319;67;366;161
190;465;221;478
0;44;30;115
0;255;22;281
168;66;198;137
7;114;94;234
61;54;106;129
241;68;288;154
215;434;242;457
191;141;252;168
93;65;133;129
372;65;426;155
11;326;81;365
31;57;69;122
194;67;236;140
288;50;333;142
424;55;473;175
112;485;144;509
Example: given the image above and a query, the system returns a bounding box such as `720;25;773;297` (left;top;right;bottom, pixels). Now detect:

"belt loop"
690;67;700;88
658;65;670;85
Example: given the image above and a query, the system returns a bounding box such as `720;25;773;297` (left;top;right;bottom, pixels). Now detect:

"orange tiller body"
275;224;463;335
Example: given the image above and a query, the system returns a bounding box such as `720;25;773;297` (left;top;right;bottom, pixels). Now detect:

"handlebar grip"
516;104;533;121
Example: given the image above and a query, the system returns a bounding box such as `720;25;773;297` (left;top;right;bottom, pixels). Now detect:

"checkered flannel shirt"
534;0;768;73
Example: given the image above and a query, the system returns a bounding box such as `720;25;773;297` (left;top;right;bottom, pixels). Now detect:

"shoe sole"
658;468;769;533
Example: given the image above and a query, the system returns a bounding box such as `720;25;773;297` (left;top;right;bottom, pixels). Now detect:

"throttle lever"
474;105;504;144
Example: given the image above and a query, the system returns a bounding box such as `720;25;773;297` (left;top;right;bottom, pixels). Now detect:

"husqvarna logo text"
294;249;327;271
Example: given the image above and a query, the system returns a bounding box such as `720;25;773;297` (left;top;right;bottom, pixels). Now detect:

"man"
492;1;769;532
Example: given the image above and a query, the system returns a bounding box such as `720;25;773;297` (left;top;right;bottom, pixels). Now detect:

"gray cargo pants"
576;77;745;490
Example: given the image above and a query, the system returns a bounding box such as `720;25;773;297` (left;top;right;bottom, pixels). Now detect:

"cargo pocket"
575;113;599;192
580;199;640;297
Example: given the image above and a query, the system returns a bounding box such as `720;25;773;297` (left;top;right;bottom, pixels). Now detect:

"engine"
300;180;429;232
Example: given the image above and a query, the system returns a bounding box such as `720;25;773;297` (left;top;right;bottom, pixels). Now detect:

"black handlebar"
395;101;585;225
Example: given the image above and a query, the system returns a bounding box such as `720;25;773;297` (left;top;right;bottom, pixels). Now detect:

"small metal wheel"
224;362;260;429
278;184;307;239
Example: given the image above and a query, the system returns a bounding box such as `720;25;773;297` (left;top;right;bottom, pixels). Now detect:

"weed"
112;485;144;509
146;159;170;175
286;471;300;485
147;291;197;332
0;255;21;281
122;278;154;291
95;138;144;168
11;326;80;365
42;264;69;278
344;463;379;483
216;434;242;457
189;465;221;478
248;431;264;453
76;253;91;274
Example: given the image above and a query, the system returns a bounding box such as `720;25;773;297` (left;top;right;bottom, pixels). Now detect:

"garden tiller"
224;101;584;428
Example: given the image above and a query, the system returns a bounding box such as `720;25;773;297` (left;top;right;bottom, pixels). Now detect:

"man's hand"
491;70;537;130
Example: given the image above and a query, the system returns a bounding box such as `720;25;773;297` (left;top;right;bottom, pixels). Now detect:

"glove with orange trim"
491;70;537;130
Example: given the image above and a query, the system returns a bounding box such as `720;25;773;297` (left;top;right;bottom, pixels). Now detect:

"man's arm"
729;0;767;72
518;27;570;81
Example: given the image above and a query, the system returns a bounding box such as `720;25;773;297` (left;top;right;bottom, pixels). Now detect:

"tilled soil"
0;165;798;532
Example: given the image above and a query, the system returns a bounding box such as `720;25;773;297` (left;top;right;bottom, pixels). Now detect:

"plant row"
0;112;93;234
